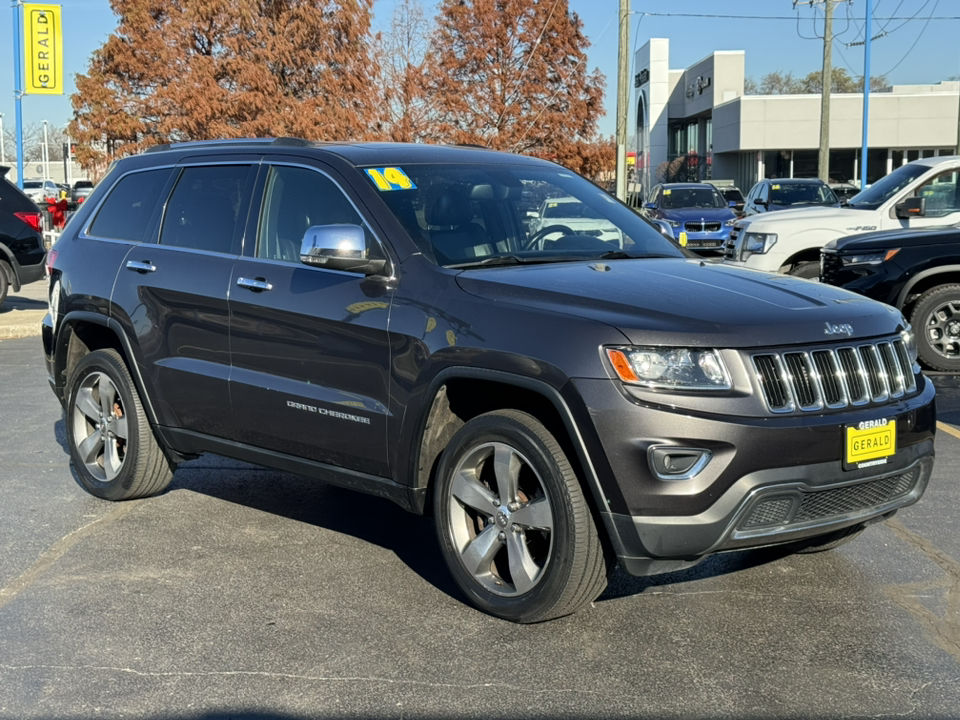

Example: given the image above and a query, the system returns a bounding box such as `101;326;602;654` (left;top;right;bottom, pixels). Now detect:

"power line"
878;0;940;76
637;11;959;21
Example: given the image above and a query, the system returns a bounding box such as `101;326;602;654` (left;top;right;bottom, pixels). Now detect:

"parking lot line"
936;421;960;441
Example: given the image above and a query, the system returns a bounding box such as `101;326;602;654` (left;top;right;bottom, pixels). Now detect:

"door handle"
237;276;273;292
126;260;157;273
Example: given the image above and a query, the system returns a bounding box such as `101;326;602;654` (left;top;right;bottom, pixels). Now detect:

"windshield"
721;188;744;203
769;183;837;206
75;181;93;188
847;164;929;209
661;187;726;209
23;181;42;189
371;163;685;267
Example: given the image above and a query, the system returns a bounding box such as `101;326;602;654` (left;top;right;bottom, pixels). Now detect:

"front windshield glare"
661;187;725;209
847;164;929;208
372;163;685;267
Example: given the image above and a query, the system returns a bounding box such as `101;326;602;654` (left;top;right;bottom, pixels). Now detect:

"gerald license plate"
844;419;896;470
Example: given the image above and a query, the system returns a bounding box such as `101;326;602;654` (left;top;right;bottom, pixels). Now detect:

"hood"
661;207;735;223
828;223;959;252
738;205;864;230
456;259;903;348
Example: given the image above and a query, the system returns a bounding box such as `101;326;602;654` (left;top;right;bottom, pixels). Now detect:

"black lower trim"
157;426;422;513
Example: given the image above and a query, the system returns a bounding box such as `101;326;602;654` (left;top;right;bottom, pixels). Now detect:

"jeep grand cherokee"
42;139;936;622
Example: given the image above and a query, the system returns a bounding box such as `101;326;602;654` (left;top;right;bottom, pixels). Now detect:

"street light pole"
43;119;49;180
0;113;5;165
615;0;630;202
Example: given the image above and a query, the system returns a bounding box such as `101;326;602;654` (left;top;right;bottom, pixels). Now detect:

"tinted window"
257;165;369;263
769;183;837;206
661;187;726;209
160;165;250;254
74;180;94;189
916;170;960;218
721;188;744;203
848;163;929;209
88;169;172;243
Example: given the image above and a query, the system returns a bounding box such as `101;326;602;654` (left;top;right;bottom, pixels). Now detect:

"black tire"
65;349;174;500
0;260;9;309
433;410;609;623
788;261;820;280
910;284;960;372
791;523;866;554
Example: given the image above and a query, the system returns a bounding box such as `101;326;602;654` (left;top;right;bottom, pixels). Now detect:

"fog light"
648;446;712;481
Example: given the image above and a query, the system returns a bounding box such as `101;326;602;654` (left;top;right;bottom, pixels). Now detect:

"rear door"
110;161;256;435
227;160;393;478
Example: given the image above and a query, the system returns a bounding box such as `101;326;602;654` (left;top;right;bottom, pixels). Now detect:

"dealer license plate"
844;419;896;470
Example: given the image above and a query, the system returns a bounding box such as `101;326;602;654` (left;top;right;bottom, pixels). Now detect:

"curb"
0;312;45;340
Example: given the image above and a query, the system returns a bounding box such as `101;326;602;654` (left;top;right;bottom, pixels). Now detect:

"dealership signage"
24;4;63;94
634;68;649;88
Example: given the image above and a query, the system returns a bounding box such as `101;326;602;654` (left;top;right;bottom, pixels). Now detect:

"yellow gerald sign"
24;4;63;95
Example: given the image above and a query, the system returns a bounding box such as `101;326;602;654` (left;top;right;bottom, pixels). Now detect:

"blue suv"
645;182;737;254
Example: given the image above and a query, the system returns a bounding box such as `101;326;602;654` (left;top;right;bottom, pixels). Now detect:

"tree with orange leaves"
70;0;379;168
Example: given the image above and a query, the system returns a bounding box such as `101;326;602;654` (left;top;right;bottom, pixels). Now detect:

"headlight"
743;232;777;254
724;218;736;226
666;219;680;227
840;249;900;266
606;347;732;390
901;322;918;366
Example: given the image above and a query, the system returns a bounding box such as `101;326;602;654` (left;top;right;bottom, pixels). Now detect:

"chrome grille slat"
753;338;915;413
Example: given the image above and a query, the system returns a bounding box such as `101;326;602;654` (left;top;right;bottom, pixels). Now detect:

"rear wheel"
788;261;820;280
0;260;10;308
66;349;174;500
433;410;609;623
910;284;960;372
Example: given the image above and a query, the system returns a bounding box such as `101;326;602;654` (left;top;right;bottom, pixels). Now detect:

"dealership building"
633;38;960;195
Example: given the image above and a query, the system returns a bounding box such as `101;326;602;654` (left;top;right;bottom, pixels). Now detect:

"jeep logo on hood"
825;321;854;336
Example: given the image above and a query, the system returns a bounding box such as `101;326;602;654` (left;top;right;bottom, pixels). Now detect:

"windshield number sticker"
772;184;781;190
663;189;671;195
365;167;417;191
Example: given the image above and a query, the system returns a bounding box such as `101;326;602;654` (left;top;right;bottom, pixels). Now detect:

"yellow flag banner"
23;4;63;95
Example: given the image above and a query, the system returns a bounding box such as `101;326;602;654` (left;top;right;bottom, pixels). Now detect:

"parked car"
821;222;960;371
725;156;960;278
644;182;737;254
530;196;624;248
830;182;860;203
743;178;839;216
70;179;94;205
719;186;746;217
43;139;935;623
0;167;47;308
22;178;59;203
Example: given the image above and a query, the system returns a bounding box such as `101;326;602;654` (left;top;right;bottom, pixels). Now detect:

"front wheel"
788;261;820;280
66;349;174;500
433;410;609;623
910;284;960;372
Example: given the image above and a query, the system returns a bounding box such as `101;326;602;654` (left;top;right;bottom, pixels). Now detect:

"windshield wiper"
448;254;582;269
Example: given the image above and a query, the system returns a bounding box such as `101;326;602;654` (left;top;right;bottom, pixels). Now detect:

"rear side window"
160;165;251;254
88;169;172;242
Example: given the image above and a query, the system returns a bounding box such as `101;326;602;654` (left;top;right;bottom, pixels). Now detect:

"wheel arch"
0;242;21;291
897;266;960;316
55;311;159;425
408;367;614;526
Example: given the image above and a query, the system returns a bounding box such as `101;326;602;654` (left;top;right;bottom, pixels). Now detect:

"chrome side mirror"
300;224;386;275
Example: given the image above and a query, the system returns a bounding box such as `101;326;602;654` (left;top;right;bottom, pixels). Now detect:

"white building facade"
634;38;960;196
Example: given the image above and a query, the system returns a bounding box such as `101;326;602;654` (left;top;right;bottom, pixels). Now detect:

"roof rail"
144;137;313;154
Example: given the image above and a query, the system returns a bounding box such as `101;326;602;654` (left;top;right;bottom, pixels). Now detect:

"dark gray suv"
42;139;936;622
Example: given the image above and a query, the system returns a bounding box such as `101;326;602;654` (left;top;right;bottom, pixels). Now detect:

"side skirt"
157;426;424;514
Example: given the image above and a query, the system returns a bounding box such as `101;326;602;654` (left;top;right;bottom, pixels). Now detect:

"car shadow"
52;418;799;609
0;296;47;312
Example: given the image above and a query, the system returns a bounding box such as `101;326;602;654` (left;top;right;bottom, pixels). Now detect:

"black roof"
764;177;827;185
139;138;549;168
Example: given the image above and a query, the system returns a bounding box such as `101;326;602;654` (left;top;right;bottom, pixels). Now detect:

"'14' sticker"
366;167;417;191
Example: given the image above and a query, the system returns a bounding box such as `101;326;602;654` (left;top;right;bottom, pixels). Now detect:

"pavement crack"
0;503;138;612
884;518;960;662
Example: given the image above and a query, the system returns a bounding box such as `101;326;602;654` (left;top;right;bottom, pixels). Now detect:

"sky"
1;0;959;147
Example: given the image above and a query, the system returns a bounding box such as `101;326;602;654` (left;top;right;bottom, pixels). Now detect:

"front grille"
794;471;916;522
820;250;841;284
740;469;919;530
724;226;741;260
684;221;722;233
752;338;916;413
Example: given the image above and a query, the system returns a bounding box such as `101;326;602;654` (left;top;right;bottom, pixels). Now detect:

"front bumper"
672;226;731;253
570;377;936;576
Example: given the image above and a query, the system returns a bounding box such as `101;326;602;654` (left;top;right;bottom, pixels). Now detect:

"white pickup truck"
723;156;960;277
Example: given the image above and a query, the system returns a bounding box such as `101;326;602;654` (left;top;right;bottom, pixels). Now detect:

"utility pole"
0;113;5;165
615;0;629;202
795;0;836;183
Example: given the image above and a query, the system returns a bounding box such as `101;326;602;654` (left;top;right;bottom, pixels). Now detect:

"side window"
649;186;660;205
915;170;960;217
256;165;372;264
758;183;770;203
159;165;250;254
88;169;172;243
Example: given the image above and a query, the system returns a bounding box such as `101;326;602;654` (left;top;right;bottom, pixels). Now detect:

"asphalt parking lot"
1;321;959;718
